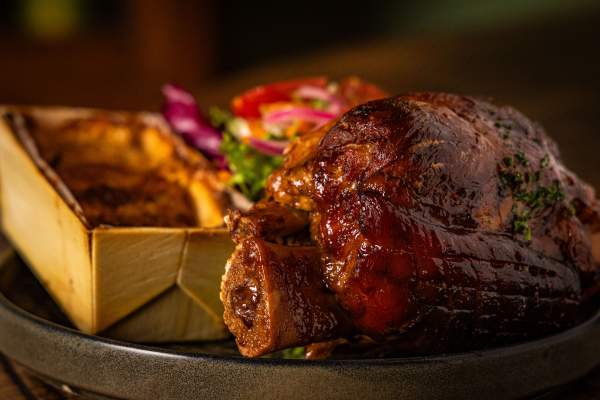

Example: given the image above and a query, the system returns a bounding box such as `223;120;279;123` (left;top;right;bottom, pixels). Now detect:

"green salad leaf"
280;347;306;359
220;132;282;201
211;107;283;201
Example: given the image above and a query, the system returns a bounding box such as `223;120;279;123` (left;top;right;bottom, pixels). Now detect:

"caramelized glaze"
222;93;600;357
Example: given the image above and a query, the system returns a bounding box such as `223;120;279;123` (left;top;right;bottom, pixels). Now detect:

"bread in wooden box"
0;106;235;341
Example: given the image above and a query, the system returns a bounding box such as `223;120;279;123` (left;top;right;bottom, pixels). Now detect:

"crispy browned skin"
222;93;600;357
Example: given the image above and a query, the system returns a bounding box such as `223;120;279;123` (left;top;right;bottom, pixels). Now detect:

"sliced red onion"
294;85;344;114
161;84;225;165
263;107;336;126
248;137;289;156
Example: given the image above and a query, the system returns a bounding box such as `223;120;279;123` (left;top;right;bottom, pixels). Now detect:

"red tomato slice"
231;77;327;118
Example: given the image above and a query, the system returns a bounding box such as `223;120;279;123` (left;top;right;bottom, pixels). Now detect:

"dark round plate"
0;247;598;400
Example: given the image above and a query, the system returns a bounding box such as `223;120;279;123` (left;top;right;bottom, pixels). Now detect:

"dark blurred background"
0;0;599;185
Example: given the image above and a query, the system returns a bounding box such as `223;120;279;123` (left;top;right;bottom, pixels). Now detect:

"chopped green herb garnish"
513;212;532;242
540;154;550;168
493;118;514;140
513;181;563;212
515;152;529;166
512;204;532;242
567;201;577;216
547;180;565;202
499;170;525;190
498;152;567;242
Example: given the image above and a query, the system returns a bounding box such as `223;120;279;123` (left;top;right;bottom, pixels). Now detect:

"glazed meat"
221;93;600;357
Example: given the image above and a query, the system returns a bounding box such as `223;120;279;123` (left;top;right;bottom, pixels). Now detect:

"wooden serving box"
0;107;235;342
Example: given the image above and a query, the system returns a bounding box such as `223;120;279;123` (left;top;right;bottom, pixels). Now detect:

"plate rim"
1;247;600;400
0;247;598;367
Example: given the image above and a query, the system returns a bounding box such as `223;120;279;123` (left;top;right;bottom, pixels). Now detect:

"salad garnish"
162;77;386;201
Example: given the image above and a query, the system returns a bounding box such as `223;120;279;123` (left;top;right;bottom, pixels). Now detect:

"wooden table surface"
0;13;599;400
